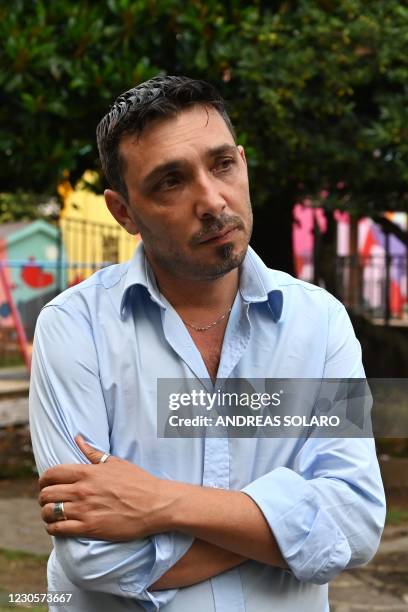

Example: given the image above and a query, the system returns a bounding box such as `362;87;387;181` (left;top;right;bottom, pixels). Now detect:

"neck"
146;255;239;316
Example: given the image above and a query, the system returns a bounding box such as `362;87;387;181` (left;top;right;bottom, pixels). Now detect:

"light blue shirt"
29;244;386;612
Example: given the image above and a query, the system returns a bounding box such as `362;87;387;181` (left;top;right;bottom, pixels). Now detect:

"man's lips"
198;226;239;244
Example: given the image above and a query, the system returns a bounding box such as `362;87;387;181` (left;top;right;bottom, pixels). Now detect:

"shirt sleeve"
29;299;193;610
242;297;386;584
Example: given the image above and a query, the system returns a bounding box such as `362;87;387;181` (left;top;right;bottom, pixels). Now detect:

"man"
29;76;385;611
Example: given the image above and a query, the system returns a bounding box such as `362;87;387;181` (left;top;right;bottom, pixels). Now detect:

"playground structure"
0;217;138;370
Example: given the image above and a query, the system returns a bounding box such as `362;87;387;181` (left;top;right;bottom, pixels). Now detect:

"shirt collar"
121;243;283;323
120;243;165;318
239;246;283;322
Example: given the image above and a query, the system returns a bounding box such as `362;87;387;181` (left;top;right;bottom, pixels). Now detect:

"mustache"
191;215;244;246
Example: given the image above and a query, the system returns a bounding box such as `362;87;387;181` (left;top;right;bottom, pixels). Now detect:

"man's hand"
39;437;287;571
39;436;173;540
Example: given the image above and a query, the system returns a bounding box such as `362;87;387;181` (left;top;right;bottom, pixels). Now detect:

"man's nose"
193;171;227;218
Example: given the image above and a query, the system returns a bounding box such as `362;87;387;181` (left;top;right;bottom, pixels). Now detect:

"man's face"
112;104;253;281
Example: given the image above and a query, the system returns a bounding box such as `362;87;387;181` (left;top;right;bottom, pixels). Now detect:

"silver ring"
99;453;110;464
53;501;67;521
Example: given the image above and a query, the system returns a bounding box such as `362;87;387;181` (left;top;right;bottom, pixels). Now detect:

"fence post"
57;220;64;294
347;215;361;311
406;251;408;318
313;209;321;285
384;231;391;325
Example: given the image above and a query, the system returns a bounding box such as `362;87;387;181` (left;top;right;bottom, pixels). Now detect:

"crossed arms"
29;301;385;606
38;435;287;590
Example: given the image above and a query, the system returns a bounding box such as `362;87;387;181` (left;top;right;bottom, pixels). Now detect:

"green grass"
0;549;48;563
0;549;47;611
0;355;25;368
386;508;408;525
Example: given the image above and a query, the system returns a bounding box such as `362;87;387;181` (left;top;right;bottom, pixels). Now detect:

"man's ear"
237;145;247;166
104;189;139;235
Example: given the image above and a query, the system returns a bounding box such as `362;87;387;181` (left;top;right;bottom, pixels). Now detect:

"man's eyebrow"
140;143;238;191
206;143;238;157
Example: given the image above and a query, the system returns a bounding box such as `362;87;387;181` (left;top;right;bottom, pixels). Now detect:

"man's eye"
214;158;235;172
158;175;181;190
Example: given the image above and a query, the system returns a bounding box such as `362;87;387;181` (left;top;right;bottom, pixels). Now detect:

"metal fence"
1;245;407;368
335;254;408;324
299;253;408;324
58;217;138;290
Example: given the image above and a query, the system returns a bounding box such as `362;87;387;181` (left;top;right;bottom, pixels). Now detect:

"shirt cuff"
242;467;351;584
119;532;194;609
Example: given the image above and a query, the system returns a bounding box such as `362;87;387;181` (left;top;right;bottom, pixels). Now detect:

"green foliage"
0;191;54;223
0;0;407;219
232;1;408;214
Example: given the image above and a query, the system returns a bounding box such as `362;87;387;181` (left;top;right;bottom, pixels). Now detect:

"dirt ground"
0;548;47;595
0;425;37;480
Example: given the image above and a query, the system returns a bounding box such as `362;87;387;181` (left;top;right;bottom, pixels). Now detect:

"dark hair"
96;75;235;200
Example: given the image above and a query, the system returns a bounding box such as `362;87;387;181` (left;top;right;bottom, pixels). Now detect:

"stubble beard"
134;204;253;282
148;237;249;281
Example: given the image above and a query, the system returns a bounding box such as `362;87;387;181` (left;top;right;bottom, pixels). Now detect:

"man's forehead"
119;105;233;163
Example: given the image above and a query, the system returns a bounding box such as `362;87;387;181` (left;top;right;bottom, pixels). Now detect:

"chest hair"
187;321;228;381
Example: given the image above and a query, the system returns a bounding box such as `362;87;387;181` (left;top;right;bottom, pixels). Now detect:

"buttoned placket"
201;298;251;612
159;292;251;611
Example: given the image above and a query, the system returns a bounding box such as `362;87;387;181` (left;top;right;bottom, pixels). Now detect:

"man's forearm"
158;481;287;569
40;441;287;574
150;539;246;590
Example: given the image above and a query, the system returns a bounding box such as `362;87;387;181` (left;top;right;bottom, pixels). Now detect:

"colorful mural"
293;203;326;280
294;204;408;317
338;212;407;317
0;220;66;339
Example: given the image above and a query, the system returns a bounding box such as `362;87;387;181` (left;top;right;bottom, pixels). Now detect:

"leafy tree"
1;0;407;272
229;1;408;271
0;191;59;223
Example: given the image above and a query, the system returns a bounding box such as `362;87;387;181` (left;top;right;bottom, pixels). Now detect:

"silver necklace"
183;307;232;332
